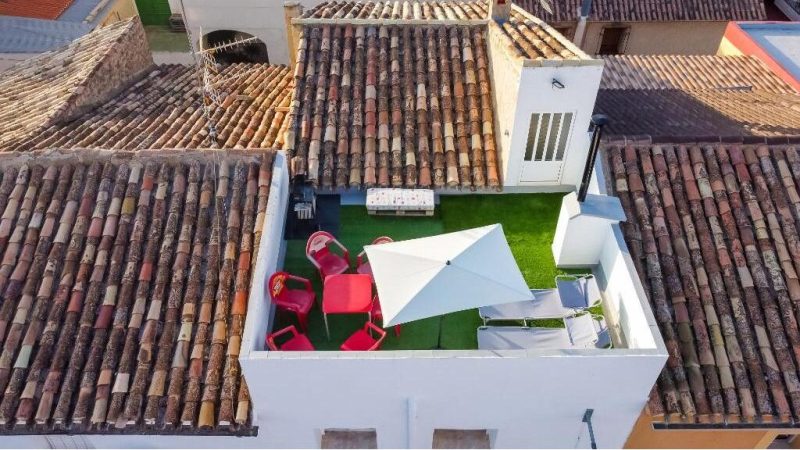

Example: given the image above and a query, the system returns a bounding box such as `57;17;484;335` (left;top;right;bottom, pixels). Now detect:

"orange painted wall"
624;411;786;449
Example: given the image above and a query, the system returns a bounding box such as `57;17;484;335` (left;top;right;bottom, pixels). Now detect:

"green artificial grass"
275;194;589;351
144;26;191;52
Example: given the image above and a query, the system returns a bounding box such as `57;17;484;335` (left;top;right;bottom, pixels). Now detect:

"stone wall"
58;18;154;124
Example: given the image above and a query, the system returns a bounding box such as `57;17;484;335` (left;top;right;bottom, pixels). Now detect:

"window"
523;113;574;162
597;26;629;55
433;429;491;449
321;429;377;449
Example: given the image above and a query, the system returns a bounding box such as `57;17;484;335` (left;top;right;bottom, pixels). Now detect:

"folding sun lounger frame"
478;289;576;326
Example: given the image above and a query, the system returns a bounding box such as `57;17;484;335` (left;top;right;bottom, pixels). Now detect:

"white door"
519;112;574;183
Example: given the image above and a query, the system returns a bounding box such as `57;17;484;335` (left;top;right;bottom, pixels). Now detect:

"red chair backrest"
268;272;288;301
306;231;335;261
365;322;387;350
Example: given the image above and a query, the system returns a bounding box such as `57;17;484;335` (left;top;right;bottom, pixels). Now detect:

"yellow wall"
575;21;728;55
718;36;745;56
99;0;140;26
624;411;787;449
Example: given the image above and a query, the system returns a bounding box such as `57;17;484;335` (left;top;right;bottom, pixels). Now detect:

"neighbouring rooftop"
516;0;767;22
0;149;275;435
286;0;591;190
0;18;152;151
278;194;583;350
0;0;76;20
296;0;587;62
732;22;800;88
607;144;800;425
595;54;800;139
0;0;129;53
16;64;293;151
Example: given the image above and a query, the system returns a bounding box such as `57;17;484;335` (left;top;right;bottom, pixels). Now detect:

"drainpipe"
573;0;592;48
284;1;302;68
577;114;608;202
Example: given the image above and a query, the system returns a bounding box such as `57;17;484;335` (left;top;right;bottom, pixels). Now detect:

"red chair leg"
297;311;309;333
394;325;401;337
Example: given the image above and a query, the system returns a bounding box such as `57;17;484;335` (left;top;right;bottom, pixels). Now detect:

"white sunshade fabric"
365;224;534;326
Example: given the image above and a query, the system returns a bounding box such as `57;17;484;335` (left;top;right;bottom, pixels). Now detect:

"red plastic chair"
306;231;350;279
356;236;394;277
371;295;401;337
340;322;387;351
266;325;315;351
268;271;315;332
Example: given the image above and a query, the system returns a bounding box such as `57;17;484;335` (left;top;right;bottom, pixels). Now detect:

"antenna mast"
178;0;259;147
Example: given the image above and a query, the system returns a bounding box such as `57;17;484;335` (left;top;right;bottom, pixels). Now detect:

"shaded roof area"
0;149;275;434
606;144;800;425
285;23;500;190
0;16;92;53
0;18;152;150
516;0;766;22
295;0;586;61
0;0;76;20
595;55;800;139
13;64;293;152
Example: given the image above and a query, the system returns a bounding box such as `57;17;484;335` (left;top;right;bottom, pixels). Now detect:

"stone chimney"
489;0;511;22
284;2;302;68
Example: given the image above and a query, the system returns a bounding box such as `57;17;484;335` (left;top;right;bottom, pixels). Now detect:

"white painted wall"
505;62;603;189
242;151;290;357
486;25;604;190
486;23;522;188
172;0;324;64
241;346;665;448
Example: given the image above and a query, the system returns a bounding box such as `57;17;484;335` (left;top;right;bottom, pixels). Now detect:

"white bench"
365;188;435;216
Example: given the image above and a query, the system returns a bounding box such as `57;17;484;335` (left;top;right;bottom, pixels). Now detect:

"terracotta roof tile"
300;0;488;20
601;55;795;93
0;149;273;435
596;55;800;139
0;0;76;20
517;0;766;22
0;19;152;150
285;23;500;190
11;64;293;152
607;144;800;424
295;1;584;62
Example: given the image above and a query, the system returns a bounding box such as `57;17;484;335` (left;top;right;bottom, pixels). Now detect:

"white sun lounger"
478;289;575;324
477;326;572;350
565;314;611;349
556;274;602;309
478;315;611;351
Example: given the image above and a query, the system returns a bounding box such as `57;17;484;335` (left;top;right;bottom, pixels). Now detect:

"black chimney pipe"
577;114;608;202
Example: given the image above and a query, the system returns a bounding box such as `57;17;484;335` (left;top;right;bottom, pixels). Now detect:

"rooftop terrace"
276;193;588;350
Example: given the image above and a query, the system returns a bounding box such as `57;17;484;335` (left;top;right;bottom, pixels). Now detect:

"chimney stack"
284;1;302;68
489;0;511;22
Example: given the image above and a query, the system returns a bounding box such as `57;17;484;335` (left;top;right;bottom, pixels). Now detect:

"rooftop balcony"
274;193;591;351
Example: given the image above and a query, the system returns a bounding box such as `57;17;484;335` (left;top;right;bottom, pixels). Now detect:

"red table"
322;274;373;339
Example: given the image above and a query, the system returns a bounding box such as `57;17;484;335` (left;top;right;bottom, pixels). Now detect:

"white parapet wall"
173;0;325;64
241;151;290;363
